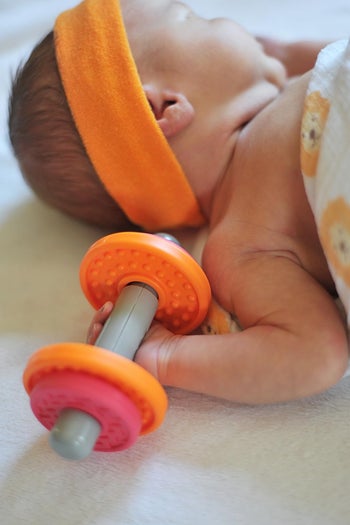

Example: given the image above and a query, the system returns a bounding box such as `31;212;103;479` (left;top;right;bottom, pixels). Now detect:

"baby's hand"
85;301;181;384
86;301;114;344
134;322;181;380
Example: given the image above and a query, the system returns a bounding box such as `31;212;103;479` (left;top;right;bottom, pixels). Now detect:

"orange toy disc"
23;342;168;435
80;232;211;334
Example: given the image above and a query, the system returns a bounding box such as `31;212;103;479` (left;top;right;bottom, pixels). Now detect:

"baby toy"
23;232;211;460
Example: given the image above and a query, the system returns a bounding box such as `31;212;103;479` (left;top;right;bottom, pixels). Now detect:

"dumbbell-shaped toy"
23;232;211;460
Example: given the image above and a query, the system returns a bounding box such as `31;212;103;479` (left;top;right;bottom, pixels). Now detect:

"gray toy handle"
95;282;158;357
50;282;159;460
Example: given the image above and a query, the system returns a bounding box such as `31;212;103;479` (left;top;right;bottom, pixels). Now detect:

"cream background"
1;1;350;524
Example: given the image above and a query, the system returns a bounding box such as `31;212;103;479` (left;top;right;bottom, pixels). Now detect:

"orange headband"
54;0;205;231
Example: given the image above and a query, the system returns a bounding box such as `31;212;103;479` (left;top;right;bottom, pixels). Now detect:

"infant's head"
9;0;285;231
9;31;132;230
9;0;204;231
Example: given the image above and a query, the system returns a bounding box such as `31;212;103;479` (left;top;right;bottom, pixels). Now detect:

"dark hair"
8;31;136;230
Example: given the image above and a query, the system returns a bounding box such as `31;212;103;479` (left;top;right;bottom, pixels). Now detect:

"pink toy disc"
30;370;142;452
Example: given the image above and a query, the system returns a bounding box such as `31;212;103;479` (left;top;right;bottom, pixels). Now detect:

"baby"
9;0;350;404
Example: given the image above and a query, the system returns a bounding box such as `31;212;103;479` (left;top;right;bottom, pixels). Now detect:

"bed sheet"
1;1;350;524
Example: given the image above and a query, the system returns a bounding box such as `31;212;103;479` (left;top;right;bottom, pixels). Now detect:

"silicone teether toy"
23;232;211;460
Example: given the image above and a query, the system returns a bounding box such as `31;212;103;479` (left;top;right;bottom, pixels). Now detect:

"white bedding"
1;1;350;524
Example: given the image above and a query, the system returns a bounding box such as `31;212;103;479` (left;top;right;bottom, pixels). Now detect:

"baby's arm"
140;254;348;403
258;37;331;77
87;254;348;404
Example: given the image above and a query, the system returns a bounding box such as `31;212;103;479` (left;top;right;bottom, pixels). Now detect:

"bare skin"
87;3;349;404
88;73;348;404
257;37;332;77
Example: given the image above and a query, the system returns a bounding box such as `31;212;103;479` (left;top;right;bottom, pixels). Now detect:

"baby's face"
121;0;286;214
123;0;286;115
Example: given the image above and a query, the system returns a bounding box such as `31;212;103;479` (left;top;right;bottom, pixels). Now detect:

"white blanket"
2;2;350;525
302;39;350;322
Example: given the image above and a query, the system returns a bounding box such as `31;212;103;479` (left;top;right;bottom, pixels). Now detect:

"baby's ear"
143;85;194;138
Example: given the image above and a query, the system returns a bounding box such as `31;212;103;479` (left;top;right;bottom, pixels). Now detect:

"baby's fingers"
86;301;114;344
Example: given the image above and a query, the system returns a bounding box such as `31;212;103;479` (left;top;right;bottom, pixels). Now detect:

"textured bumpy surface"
23;342;169;436
80;232;211;334
23;232;211;456
3;1;350;523
29;370;142;451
